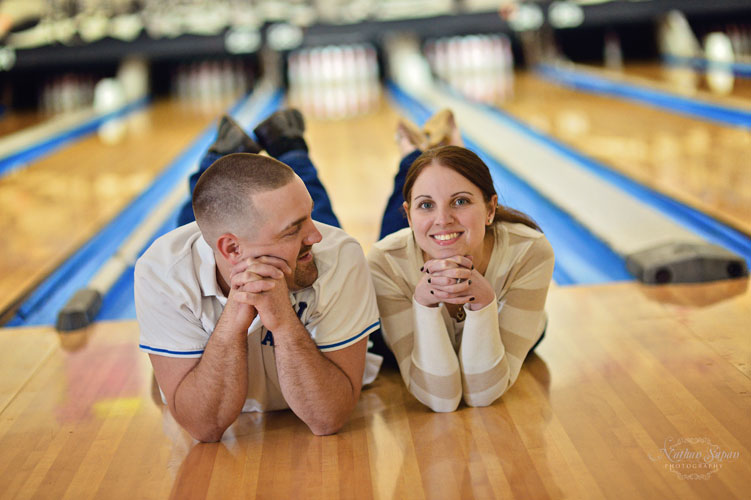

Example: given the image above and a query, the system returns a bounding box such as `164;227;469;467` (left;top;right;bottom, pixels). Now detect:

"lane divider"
56;184;187;330
537;63;751;129
52;82;281;329
0;97;150;179
6;83;280;328
471;94;751;269
91;83;284;324
96;197;189;322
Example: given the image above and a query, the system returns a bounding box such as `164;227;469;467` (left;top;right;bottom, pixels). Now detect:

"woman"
368;111;554;412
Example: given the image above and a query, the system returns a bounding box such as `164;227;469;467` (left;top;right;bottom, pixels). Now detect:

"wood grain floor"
0;99;233;320
0;280;747;499
0;89;749;499
501;71;751;235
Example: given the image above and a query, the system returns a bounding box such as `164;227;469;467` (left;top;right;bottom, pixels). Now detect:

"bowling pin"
704;32;735;95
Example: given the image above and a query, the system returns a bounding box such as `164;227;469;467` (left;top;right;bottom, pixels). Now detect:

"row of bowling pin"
39;57;149;115
173;60;252;108
722;25;751;60
40;74;96;115
660;12;750;63
286;44;381;120
424;34;515;104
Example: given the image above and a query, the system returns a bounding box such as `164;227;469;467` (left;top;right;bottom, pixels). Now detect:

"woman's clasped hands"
415;255;494;311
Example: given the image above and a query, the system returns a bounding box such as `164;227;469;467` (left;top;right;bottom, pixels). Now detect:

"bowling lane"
498;72;751;235
303;95;404;253
588;62;751;101
0;98;233;320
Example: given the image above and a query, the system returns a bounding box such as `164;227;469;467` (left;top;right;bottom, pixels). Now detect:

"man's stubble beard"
287;258;318;291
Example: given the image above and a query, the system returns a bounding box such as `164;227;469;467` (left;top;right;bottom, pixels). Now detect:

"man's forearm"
173;319;249;442
273;323;360;435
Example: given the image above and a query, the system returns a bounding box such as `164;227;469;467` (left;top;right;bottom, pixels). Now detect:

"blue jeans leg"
378;150;422;240
277;150;340;228
176;151;223;226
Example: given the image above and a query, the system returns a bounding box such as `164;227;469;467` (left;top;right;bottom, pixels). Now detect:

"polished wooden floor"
0;99;232;320
502;71;751;235
0;280;748;499
1;90;749;498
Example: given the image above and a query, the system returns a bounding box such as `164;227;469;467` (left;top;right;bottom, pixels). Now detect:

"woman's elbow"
422;393;461;413
463;387;505;408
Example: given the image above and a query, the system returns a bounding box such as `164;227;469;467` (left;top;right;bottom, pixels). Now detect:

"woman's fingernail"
427;278;431;284
470;297;475;301
468;280;472;285
430;290;434;295
420;266;424;272
426;269;430;274
471;265;474;270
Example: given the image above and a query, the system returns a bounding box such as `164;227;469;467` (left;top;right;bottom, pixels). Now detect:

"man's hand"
229;255;297;332
416;255;494;310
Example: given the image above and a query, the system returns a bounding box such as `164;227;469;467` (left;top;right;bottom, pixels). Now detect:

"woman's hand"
415;256;495;311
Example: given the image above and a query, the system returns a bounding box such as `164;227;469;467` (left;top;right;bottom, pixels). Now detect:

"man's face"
236;177;322;290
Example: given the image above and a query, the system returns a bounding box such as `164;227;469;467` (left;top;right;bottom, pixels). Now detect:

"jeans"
377;149;421;240
177;149;340;228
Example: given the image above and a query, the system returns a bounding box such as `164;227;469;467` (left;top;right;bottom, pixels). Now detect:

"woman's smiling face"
405;163;496;260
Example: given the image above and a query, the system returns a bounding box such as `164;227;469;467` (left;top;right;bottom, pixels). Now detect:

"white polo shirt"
135;221;381;412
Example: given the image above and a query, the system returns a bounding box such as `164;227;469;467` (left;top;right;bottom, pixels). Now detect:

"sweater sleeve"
368;248;461;412
458;235;554;406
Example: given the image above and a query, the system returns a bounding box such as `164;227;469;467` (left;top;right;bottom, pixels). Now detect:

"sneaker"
252;109;308;158
209;115;261;155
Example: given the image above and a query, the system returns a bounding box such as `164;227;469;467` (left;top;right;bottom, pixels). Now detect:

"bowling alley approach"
0;1;749;498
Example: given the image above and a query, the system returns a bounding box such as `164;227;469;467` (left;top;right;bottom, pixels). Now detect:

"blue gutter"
388;82;633;286
7;90;283;327
537;63;751;129
96;197;188;321
470;93;751;271
0;97;151;179
95;93;284;322
662;55;751;79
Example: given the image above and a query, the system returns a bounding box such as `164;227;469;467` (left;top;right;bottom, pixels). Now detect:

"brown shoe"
209;115;261;155
253;108;308;158
423;108;463;148
396;118;427;156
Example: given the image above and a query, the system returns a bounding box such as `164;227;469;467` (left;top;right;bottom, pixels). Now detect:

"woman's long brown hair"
402;145;541;232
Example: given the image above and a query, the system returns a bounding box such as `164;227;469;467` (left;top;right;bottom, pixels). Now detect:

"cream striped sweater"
368;222;554;412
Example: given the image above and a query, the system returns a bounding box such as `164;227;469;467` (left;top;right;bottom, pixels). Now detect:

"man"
135;110;380;441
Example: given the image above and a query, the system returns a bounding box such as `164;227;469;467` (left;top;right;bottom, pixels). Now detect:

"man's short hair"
192;153;296;246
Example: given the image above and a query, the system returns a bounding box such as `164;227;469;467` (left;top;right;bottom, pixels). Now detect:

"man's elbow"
188;425;227;443
308;422;343;436
305;409;353;436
